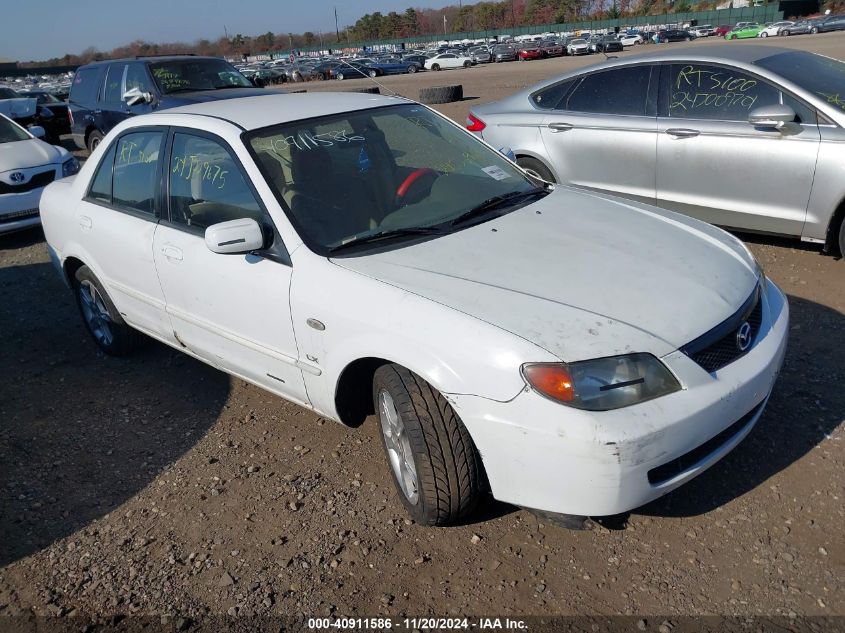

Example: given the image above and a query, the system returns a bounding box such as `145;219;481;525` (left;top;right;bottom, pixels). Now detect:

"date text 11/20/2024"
307;617;528;630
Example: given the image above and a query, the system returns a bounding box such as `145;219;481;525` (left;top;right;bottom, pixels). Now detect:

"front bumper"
450;277;789;517
0;187;45;235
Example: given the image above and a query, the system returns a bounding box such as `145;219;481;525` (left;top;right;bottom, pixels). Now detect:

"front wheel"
73;266;139;356
407;64;417;73
335;72;344;80
517;156;555;183
431;63;440;71
463;60;472;68
811;27;819;34
760;31;769;37
368;69;377;78
373;364;481;526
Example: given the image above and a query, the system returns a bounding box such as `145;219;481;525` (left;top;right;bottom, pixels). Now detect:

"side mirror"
748;104;796;129
122;87;152;107
205;218;266;255
28;125;46;139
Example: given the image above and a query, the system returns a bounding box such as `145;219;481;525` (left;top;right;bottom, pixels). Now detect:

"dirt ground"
1;34;843;627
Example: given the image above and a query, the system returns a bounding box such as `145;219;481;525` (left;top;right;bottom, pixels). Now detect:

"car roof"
79;55;220;68
154;92;407;131
606;44;793;64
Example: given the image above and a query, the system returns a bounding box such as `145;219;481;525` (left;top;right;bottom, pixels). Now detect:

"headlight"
522;353;681;411
62;157;80;177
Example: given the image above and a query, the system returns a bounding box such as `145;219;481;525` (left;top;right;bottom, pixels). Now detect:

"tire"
431;63;440;71
464;60;472;68
87;130;104;153
760;31;768;37
838;217;845;258
418;84;463;104
73;265;139;356
782;30;791;36
368;69;377;78
336;72;345;80
373;364;481;526
811;27;818;34
517;156;555;183
407;64;417;73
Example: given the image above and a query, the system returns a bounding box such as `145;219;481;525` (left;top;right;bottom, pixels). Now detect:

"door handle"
547;122;574;132
161;245;183;261
79;215;92;229
665;128;701;138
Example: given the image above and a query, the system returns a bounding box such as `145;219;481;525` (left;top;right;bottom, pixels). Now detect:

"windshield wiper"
450;187;548;227
327;226;446;254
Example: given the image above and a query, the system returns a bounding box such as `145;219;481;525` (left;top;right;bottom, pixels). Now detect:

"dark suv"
69;55;265;152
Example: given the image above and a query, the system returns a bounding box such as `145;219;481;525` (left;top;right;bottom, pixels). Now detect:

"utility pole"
224;25;229;40
334;7;341;42
443;14;448;36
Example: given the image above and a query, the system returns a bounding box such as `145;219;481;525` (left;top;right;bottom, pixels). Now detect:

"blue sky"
3;0;454;62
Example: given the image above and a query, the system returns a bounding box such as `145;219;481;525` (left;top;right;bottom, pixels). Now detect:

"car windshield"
149;59;252;94
756;51;845;110
247;104;544;255
0;116;29;143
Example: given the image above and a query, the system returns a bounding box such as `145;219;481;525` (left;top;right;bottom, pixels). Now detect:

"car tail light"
466;113;486;132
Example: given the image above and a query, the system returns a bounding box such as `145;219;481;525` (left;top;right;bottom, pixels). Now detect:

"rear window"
70;67;102;104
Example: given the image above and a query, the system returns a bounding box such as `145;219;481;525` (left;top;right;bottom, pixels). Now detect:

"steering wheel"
395;168;438;204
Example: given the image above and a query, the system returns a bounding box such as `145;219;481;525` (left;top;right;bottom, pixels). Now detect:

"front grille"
0;170;55;195
647;400;764;485
0;208;39;222
681;283;763;373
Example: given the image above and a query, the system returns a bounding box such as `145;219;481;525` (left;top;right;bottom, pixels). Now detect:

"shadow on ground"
639;293;844;519
0;260;230;567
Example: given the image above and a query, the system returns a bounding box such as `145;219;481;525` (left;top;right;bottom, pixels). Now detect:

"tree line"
21;0;723;67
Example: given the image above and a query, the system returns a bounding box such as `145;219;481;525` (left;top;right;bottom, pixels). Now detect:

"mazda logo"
9;172;25;183
736;321;752;352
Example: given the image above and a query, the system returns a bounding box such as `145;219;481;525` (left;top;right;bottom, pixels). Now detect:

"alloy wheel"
378;389;419;505
78;280;114;347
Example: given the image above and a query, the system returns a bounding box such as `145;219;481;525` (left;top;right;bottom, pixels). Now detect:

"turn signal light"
466;113;486;132
522;364;575;403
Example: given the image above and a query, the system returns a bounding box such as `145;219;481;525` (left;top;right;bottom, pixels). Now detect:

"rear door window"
69;67;102;105
103;64;127;103
564;66;652;116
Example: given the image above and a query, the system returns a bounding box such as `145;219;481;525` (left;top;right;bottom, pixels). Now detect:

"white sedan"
0;113;79;234
40;93;788;527
567;39;590;55
424;53;473;70
759;21;794;37
618;33;644;46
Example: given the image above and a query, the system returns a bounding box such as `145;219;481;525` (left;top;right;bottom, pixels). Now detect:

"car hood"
0;138;63;171
333;187;759;362
0;97;37;120
160;87;266;106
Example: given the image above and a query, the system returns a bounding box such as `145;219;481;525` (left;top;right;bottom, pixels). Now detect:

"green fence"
266;6;784;57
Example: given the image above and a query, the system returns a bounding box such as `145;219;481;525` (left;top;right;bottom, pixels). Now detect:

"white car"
424;53;473;71
759;21;794;37
567;39;590;55
0;114;79;234
618;33;644;46
40;93;788;527
690;25;714;37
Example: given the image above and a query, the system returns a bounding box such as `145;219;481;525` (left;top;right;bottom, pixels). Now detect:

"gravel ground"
0;33;843;626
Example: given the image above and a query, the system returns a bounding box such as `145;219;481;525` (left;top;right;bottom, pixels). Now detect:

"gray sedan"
468;45;845;256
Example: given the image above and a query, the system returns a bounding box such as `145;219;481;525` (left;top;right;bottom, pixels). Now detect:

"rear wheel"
760;31;769;37
87;130;104;153
517;156;555;183
464;60;472;68
407;64;417;73
73;265;139;356
431;63;440;71
336;72;345;80
811;26;819;34
368;69;377;78
373;364;481;526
